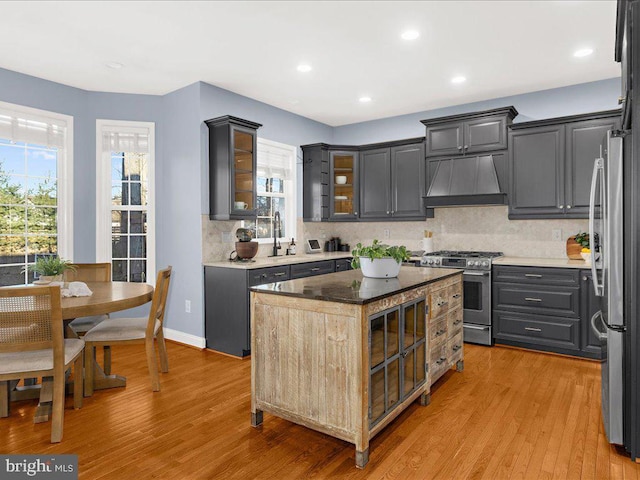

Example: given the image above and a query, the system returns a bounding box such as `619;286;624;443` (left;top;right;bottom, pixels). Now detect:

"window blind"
257;144;293;179
101;126;150;154
0;110;67;148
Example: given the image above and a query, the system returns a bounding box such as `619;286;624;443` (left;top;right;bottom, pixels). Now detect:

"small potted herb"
351;239;410;278
25;256;76;283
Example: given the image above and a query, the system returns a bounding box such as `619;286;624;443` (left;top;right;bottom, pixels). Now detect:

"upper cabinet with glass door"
330;150;359;221
205;116;262;220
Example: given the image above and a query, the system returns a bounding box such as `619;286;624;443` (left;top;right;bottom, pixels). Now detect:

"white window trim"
0;100;73;260
95;119;155;284
254;138;297;244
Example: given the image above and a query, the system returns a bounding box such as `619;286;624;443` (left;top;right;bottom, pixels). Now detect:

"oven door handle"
463;324;489;330
463;271;490;277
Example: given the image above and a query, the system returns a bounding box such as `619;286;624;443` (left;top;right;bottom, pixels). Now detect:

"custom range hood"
424;154;508;207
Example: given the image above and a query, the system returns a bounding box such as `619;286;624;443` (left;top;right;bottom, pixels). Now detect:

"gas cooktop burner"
425;250;504;258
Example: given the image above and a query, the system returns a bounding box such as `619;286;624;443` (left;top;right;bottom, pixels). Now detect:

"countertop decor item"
566;233;587;260
351;239;410;278
236;228;254;242
230;241;258;261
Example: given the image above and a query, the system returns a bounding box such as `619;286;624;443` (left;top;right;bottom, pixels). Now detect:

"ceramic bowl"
335;175;347;185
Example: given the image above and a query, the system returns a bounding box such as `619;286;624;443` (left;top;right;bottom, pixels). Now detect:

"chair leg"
73;355;83;409
156;329;169;373
145;338;161;392
0;381;9;418
84;345;95;397
51;371;65;443
103;346;112;375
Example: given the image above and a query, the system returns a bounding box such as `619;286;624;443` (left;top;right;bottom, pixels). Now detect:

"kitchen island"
250;266;463;468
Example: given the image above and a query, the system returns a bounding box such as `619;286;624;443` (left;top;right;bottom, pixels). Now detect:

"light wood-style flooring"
1;342;638;479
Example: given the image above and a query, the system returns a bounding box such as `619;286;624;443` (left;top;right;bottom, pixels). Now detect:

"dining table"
2;281;154;421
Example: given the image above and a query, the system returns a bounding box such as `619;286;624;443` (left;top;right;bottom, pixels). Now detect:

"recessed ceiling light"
359;96;372;103
451;76;466;84
106;62;123;70
574;48;594;58
401;30;420;41
297;64;312;73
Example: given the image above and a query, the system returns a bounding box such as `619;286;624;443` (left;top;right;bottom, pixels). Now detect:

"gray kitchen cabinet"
508;110;620;219
493;265;603;359
360;141;426;220
302;144;329;222
205;116;262;220
421;106;518;157
205;258;351;357
335;258;353;272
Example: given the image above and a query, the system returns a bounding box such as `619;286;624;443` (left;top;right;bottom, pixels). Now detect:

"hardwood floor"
1;342;638;479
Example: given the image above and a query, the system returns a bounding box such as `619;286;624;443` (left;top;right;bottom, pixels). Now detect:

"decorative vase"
36;274;63;284
359;257;402;278
566;236;583;260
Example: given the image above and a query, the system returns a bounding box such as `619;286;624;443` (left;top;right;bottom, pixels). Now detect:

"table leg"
0;381;8;418
84;345;126;397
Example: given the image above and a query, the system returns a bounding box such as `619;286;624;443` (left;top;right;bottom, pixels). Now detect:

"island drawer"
429;317;448;347
448;331;463;362
448;281;463;309
493;284;580;318
430;343;449;383
447;306;463;333
248;266;291;286
290;260;335;279
493;266;579;286
429;287;450;319
493;310;580;351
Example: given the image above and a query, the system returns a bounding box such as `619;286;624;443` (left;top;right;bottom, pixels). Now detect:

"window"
96;120;155;284
243;138;296;242
0;102;73;286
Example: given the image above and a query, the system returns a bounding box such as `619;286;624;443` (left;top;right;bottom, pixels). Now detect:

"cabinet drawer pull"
274;272;287;277
261;273;268;278
525;274;543;278
452;293;461;299
524;297;542;302
452;345;462;352
436;357;447;365
453;319;462;326
435;329;445;337
310;267;321;271
525;327;542;332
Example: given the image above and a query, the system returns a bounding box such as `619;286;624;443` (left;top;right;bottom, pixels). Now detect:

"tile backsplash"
202;206;588;262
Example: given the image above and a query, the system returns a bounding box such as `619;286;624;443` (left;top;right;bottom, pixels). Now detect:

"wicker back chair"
0;285;84;442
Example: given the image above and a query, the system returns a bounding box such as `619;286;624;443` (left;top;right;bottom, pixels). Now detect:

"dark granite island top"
250;265;462;304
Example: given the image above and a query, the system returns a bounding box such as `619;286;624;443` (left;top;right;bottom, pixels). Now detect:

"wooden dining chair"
0;285;84;443
84;266;172;396
64;263;113;373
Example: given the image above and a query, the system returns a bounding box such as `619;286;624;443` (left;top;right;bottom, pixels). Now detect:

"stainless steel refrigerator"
590;131;625;445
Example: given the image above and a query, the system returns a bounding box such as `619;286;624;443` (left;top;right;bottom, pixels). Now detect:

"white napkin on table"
60;281;93;298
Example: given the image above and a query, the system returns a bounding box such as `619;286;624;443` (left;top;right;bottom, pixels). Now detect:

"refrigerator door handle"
589;158;604;297
590;311;608;341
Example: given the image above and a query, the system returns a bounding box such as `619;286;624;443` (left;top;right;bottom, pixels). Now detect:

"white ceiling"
0;1;620;126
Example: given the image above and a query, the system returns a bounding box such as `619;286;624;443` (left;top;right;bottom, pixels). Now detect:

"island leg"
419;392;431;406
456;360;464;372
355;448;369;469
251;409;263;427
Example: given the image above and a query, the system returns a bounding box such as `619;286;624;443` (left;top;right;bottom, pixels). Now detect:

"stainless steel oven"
420;250;503;346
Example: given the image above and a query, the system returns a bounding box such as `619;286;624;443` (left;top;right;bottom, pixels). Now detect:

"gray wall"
0;66;622;342
332;77;621;145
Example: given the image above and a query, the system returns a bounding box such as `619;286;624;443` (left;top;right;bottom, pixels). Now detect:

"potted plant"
26;256;76;283
351;239;410;278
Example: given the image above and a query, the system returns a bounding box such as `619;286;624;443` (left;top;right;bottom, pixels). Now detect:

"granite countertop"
204;251;352;270
250;266;462;305
493;256;591;269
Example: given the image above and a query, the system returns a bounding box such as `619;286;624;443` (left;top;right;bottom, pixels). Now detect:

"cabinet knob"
457;146;463;150
354;212;358;215
566;205;572;209
464;145;468;150
558;205;564;209
386;211;390;214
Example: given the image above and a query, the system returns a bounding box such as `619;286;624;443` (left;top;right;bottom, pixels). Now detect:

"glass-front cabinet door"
369;299;427;427
231;127;256;215
329;151;359;220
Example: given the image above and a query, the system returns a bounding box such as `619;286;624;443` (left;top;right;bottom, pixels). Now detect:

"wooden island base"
250;268;463;468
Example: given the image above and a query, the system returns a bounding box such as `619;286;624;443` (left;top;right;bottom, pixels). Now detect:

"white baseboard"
163;327;206;349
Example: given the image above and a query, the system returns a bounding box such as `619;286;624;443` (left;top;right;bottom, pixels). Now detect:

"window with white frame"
0;101;73;286
243;139;296;242
96;120;155;283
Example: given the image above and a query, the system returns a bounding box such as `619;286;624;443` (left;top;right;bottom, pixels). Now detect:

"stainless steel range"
420;250;503;346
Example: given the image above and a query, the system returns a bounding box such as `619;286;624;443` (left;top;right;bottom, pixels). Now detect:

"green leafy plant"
25;256;76;276
351;239;410;269
574;232;590;249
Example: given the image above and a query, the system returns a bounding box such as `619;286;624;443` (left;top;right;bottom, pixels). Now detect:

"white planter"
359;257;402;278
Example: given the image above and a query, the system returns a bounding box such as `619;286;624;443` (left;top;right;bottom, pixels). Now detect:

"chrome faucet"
270;211;282;257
